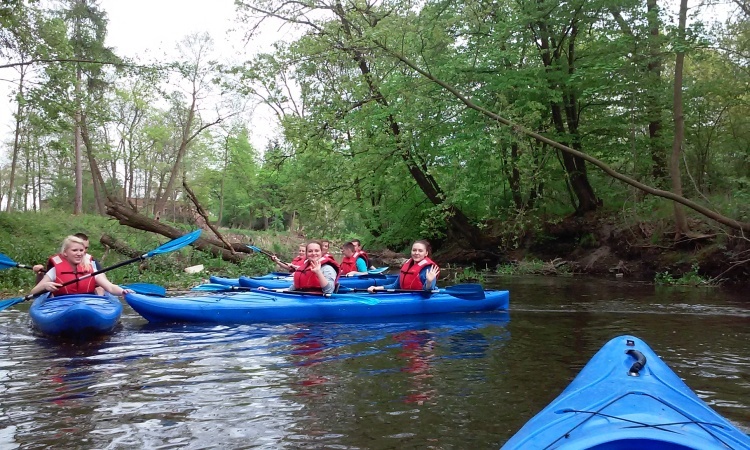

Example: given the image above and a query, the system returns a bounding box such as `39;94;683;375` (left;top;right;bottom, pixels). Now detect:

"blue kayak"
238;274;398;290
501;335;750;450
125;287;509;324
30;292;123;338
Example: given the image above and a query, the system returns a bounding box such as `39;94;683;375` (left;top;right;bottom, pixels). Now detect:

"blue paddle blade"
443;284;486;300
0;296;26;311
0;253;18;270
145;229;202;257
247;245;261;252
368;267;389;274
122;283;167;297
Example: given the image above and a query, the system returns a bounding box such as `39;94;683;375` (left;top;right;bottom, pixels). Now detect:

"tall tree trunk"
646;0;668;184
218;135;229;226
537;20;600;213
671;0;690;238
74;67;83;215
80;113;108;214
6;65;26;212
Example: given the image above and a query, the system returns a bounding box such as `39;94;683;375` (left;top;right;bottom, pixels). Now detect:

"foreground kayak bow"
501;335;750;450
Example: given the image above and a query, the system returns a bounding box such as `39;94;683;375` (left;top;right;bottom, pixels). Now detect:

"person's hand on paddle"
367;285;383;293
32;264;45;274
40;280;62;293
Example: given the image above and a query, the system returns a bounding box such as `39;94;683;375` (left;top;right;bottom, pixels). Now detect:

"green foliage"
452;266;486;284
496;260;546;275
3;0;750;264
496;259;572;276
654;264;714;287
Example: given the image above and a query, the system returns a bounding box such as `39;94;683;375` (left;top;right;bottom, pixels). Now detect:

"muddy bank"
415;213;750;286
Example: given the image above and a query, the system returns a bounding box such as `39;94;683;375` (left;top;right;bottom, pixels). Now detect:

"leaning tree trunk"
332;1;488;247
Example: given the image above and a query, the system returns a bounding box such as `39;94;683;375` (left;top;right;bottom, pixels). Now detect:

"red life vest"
289;255;305;272
354;250;370;267
398;257;438;290
293;256;341;292
339;255;365;275
49;254;97;296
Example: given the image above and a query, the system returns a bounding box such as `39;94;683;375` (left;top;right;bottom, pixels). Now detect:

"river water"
0;275;747;449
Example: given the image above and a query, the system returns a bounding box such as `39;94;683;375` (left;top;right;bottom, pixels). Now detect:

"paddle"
189;284;379;305
0;253;37;271
342;283;487;300
247;245;293;265
0;229;201;311
121;283;167;297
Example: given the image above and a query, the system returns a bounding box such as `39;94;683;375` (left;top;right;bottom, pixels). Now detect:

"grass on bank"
0;211;286;295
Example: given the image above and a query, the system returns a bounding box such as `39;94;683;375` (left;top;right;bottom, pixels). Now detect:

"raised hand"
426;265;440;284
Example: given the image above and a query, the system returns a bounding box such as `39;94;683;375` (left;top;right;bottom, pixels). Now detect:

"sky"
0;0;287;161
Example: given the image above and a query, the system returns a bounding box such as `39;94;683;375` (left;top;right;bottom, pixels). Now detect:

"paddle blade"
145;230;202;258
368;267;389;274
0;253;19;270
122;283;166;297
0;295;29;312
247;245;261;253
444;284;486;300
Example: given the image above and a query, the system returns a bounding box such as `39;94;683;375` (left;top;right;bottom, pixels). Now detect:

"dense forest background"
1;0;749;280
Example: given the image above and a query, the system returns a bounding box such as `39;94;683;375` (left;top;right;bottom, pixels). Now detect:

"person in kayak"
271;244;307;272
351;239;371;268
321;240;332;258
339;242;369;277
292;241;340;294
32;232;96;277
32;232;105;295
28;235;133;297
367;240;439;293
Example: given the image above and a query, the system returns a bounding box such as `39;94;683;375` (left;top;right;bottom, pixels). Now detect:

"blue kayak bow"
0;229;201;311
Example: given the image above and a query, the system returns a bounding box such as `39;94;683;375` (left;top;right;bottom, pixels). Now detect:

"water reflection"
0;276;747;449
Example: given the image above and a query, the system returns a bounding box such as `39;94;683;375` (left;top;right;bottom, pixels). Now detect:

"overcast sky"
0;0;286;162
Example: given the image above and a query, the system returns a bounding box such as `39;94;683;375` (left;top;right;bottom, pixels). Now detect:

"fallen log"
105;197;253;263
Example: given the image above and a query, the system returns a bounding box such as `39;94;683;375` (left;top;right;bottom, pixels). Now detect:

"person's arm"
319;265;337;294
94;273;132;296
29;271;60;296
367;278;399;293
271;255;291;270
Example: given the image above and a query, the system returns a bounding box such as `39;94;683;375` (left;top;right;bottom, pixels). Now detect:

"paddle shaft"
249;245;292;266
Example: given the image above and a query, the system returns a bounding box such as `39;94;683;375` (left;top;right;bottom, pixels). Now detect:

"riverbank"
1;210;746;291
434;212;749;287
